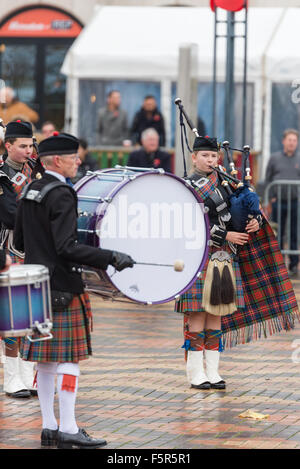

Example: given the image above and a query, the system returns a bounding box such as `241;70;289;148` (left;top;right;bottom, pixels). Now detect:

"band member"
0;167;16;273
1;120;37;398
175;136;299;390
14;132;134;449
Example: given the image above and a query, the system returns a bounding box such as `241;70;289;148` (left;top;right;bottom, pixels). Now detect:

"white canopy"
61;6;299;81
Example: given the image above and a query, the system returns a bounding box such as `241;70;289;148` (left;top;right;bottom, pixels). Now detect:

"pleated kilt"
20;292;93;363
176;221;300;349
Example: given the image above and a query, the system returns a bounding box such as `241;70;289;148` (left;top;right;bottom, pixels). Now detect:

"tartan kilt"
175;247;245;314
176;220;300;349
9;252;24;264
20;292;93;363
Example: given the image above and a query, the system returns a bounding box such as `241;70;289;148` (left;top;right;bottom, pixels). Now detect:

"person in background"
131;95;165;147
41;121;56;140
265;129;300;276
127;128;171;172
71;138;98;184
0;87;39;125
97;90;128;146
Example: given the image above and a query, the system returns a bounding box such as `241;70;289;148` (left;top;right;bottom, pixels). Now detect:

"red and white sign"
0;8;82;37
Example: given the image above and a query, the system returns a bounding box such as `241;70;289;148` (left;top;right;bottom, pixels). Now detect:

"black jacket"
0;170;17;229
14;173;113;294
127;148;171;173
0;249;6;270
131;108;166;146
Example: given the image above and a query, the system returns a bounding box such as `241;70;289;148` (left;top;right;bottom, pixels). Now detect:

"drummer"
175;135;299;390
1;120;37;399
14;131;135;449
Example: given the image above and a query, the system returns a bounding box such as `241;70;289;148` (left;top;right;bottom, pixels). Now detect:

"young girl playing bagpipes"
175;135;300;390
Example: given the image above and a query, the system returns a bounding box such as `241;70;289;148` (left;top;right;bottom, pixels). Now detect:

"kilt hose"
176;220;300;350
20;292;93;363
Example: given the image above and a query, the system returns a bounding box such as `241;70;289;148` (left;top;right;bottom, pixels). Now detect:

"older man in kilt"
14;132;134;449
1;120;37;398
175;136;299;390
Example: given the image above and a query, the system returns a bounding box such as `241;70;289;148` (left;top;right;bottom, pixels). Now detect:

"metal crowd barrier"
264;180;300;256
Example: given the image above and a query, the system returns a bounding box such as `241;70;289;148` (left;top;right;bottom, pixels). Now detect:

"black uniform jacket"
127;148;171;173
189;171;235;247
14;173;113;294
0;170;17;229
0;249;6;270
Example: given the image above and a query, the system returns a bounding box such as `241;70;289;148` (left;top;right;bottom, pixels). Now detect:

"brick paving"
1;278;300;450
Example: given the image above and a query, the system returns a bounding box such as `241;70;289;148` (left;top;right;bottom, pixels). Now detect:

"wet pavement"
1;277;300;450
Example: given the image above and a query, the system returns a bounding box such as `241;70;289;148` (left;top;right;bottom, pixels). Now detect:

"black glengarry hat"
39;132;79;157
5;120;33;140
193;135;219;152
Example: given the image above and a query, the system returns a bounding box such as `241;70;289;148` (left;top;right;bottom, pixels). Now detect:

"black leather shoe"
5;389;31;398
211;380;226;390
57;428;107;449
41;428;58;447
191;381;211;390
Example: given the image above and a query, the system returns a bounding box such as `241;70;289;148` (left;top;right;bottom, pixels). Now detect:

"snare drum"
0;264;53;341
75;167;209;305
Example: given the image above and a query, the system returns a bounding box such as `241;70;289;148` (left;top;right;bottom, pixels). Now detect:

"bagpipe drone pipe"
174;98;261;232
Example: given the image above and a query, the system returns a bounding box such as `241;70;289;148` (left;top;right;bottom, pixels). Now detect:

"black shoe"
41;428;58;447
30;389;38;397
57;428;107;449
191;381;211;390
5;389;31;398
210;380;226;390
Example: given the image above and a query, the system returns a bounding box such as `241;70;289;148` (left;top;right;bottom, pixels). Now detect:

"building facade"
0;0;298;132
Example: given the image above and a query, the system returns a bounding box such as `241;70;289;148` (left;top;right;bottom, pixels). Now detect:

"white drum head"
96;173;208;304
0;264;49;286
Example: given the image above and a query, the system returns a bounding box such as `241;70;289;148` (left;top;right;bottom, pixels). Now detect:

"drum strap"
20;180;77;204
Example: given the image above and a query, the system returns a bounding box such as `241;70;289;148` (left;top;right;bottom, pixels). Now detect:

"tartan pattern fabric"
13;162;32;200
182;330;205;352
205;329;223;351
221;221;299;347
191;170;219;201
176;221;299;349
20;292;93;363
175;246;245;313
8;251;24;264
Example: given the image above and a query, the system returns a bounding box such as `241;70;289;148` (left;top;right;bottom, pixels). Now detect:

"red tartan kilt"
20;292;92;363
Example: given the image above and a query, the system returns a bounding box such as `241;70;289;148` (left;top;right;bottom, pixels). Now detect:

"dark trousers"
272;200;299;269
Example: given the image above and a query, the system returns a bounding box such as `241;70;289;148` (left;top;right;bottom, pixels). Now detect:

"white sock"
36;368;58;431
57;374;79;435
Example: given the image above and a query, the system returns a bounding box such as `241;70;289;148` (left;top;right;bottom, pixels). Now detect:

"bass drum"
75;167;209;305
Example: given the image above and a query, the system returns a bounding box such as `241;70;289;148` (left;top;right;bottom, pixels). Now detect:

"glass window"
44;43;70;130
0;43;37;106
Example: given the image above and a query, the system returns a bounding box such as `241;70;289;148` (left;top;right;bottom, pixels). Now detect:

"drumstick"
134;259;184;272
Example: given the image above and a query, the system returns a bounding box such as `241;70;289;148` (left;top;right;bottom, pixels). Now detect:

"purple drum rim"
77;169;210;305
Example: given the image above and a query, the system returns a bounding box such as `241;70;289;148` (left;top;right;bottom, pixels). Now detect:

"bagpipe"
175;98;261;232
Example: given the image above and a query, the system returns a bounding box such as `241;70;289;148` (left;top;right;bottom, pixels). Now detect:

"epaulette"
20;180;77;204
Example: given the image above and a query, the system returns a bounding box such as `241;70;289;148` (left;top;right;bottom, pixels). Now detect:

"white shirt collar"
45;170;66;183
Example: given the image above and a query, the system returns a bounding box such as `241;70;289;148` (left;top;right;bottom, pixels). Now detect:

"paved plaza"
1;278;300;450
